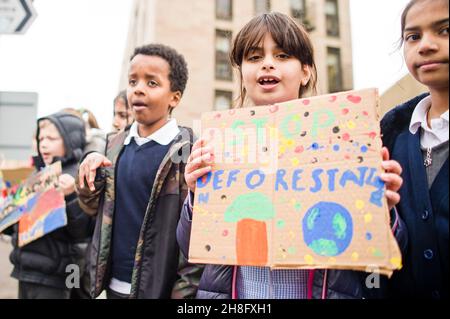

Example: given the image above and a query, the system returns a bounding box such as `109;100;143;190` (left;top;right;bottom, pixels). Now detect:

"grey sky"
350;0;410;91
0;0;131;131
0;0;411;131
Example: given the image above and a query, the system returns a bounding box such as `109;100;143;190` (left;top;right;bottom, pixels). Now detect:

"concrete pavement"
0;235;17;299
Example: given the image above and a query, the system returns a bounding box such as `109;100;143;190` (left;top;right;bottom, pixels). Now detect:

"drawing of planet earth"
302;202;353;257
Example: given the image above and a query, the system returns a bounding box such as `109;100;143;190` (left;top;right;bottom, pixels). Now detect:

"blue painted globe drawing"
302;202;353;257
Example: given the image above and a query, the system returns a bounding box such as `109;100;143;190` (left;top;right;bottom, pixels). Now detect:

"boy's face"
403;0;449;90
127;54;181;130
38;122;65;165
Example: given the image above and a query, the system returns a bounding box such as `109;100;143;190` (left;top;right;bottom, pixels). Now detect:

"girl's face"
403;0;449;90
112;97;133;131
241;33;311;106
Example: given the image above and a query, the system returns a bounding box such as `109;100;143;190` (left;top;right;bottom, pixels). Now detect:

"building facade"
119;0;353;127
380;73;428;116
0;91;37;162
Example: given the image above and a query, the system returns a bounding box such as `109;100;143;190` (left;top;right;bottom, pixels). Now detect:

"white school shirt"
123;119;180;146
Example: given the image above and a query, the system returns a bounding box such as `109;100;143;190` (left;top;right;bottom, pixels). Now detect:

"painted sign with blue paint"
0;162;67;247
189;89;402;276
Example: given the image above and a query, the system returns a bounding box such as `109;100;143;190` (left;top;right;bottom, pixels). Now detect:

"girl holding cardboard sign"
178;12;405;299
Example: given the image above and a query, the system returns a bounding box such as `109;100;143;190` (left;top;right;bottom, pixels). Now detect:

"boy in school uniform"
77;44;202;299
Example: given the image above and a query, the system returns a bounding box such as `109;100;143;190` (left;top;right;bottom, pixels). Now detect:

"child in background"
112;90;134;132
62;107;106;156
177;12;405;299
78;108;106;155
382;0;448;299
77;44;202;299
2;112;93;299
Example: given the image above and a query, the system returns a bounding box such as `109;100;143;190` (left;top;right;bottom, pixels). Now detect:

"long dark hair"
230;12;318;107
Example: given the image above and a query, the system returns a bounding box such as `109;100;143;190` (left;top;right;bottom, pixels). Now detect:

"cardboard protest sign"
0;162;67;247
189;88;402;276
0;166;33;217
0;171;5;209
0;167;34;187
0;171;4;189
18;187;66;247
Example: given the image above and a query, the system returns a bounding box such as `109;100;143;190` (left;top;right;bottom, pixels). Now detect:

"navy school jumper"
381;93;449;299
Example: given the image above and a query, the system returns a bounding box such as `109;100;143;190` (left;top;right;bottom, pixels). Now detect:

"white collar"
443;110;450;122
124;119;180;146
409;96;449;134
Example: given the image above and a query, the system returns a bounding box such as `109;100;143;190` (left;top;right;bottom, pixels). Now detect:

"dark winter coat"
8;112;93;289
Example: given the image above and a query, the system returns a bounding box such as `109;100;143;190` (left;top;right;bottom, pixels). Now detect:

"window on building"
216;0;233;20
325;0;340;37
215;90;233;110
255;0;271;15
327;47;343;93
215;30;233;81
290;0;306;23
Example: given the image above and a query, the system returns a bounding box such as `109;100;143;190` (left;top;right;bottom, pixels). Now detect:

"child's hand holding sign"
58;174;76;196
185;138;215;192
